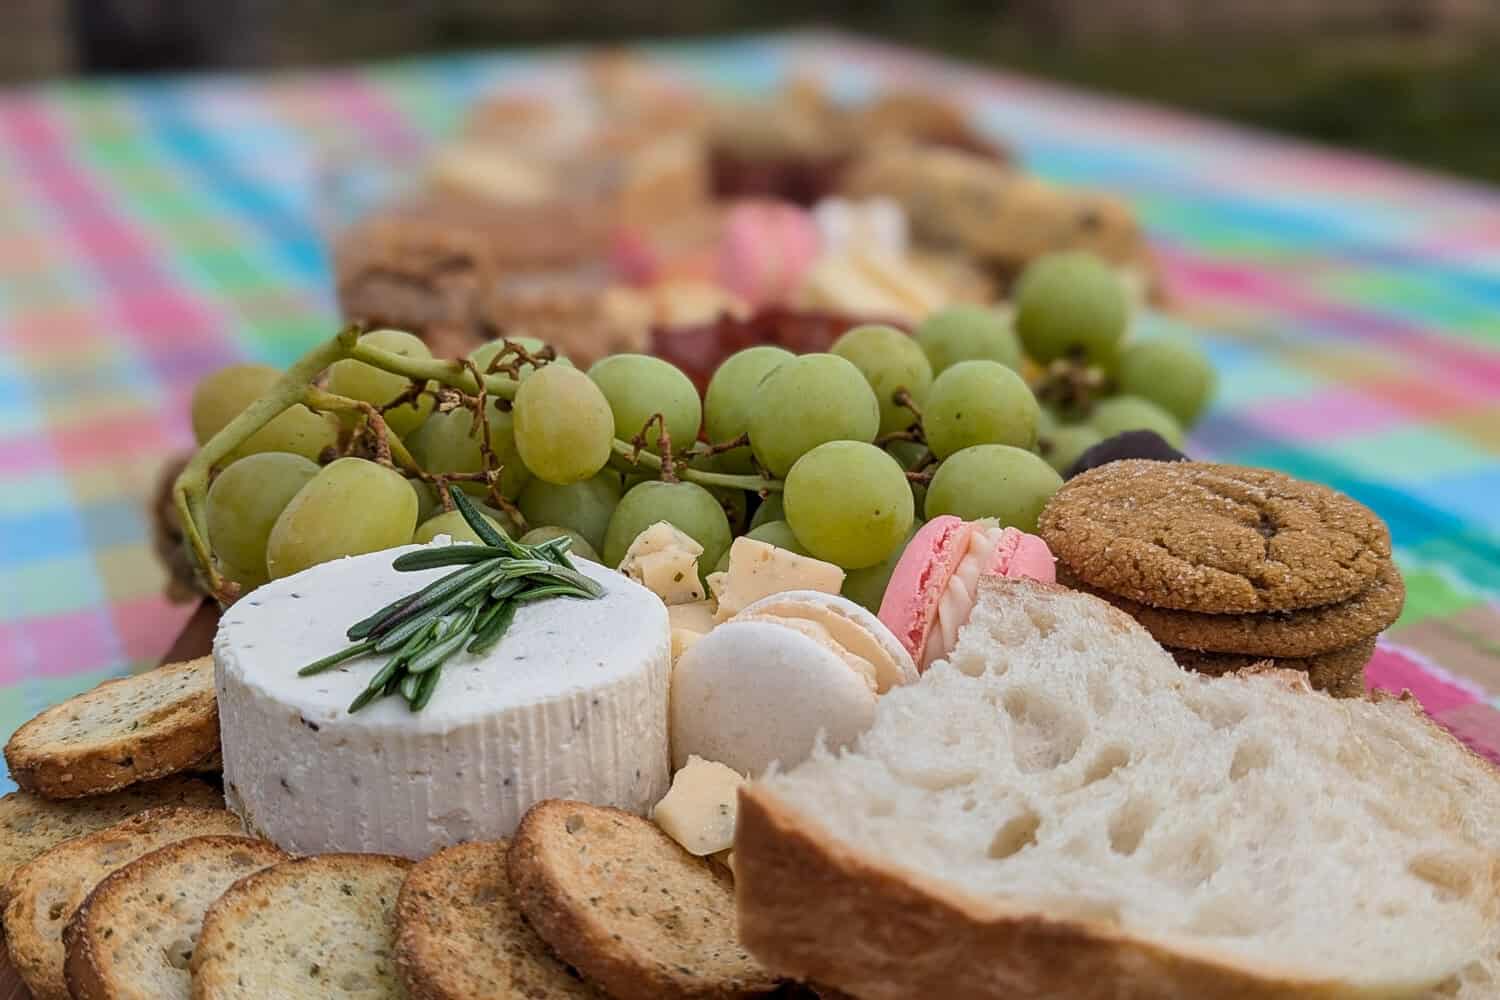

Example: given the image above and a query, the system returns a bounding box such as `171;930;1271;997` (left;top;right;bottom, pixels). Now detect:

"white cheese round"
214;544;670;858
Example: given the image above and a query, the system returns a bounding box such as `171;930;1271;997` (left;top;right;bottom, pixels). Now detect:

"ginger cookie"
1060;560;1404;657
1167;637;1376;698
1038;461;1390;613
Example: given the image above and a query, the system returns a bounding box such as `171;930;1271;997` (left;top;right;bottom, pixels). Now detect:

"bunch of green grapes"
190;258;1216;614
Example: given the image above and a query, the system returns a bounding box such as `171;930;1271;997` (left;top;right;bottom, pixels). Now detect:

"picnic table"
2;33;1498;797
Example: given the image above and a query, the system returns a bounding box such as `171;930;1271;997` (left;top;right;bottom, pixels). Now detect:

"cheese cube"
619;522;706;605
652;755;745;856
667;599;717;663
710;538;845;623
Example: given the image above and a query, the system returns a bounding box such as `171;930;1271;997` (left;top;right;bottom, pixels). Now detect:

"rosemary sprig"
299;488;603;713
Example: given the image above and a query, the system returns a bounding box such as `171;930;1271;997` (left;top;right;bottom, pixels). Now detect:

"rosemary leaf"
489;578;526;601
298;639;376;677
410;664;443;711
468;601;517;654
514;583;595;602
399;671;423;703
347;592;420;641
532;565;605;597
392;545;510;571
449;488;517;552
496;558;555;578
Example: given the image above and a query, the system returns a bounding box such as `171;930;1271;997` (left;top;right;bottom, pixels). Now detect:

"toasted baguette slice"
191;853;411;999
2;806;243;1000
396;840;600;1000
0;777;222;901
509;800;779;1000
736;579;1500;1000
63;835;288;1000
4;658;219;799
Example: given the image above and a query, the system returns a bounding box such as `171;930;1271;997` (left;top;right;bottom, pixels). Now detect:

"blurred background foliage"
8;0;1500;184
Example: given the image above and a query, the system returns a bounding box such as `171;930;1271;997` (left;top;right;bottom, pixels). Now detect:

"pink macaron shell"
877;515;971;668
718;201;822;306
990;527;1057;582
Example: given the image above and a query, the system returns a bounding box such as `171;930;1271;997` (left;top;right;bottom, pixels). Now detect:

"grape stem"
609;440;783;493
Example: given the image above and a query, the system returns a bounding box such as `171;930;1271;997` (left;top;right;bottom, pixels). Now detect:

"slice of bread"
2;806;243;1000
63;835;288;1000
396;840;600;1000
736;579;1500;1000
0;777;222;901
509;799;780;1000
191;853;411;999
4;658;219;799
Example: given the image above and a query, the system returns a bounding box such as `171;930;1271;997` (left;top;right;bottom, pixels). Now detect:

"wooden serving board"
0;600;221;999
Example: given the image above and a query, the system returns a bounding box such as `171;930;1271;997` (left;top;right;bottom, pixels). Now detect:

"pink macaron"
717;199;822;307
878;516;1056;672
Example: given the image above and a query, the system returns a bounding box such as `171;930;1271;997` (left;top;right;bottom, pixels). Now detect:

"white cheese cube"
652;755;745;856
711;538;845;623
619;521;706;605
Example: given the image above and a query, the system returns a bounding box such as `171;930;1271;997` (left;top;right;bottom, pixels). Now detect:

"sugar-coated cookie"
1166;637;1376;698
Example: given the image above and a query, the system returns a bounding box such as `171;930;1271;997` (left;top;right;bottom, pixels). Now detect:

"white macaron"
669;590;917;775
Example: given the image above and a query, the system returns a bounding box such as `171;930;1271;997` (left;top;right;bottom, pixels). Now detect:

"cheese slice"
709;538;844;623
652;755;745;856
619;521;706;605
215;544;670;858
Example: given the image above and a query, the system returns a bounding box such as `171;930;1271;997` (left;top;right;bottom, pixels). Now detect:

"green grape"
1115;335;1216;427
923;361;1040;459
1014;251;1128;364
588;354;701;455
1042;424;1104;474
407;402;530;499
205;452;319;587
192;364;277;443
842;522;920;613
516;472;621;553
745;519;809;556
830;324;934;436
414;507;512;545
512;365;615;486
519;526;601;563
325;329;434;437
468;336;573;380
750;493;785;529
1089;395;1185;448
602;480;732;572
704;346;794;445
266;458;418;579
784;441;913;570
191;363;337;464
412;479;439;523
914;305;1022;375
925;445;1062;532
704;347;791;473
749;354;879;478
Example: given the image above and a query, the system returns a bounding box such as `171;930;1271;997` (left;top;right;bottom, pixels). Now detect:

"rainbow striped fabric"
1;35;1496;793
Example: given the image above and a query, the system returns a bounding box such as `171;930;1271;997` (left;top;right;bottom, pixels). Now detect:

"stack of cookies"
1038;460;1404;697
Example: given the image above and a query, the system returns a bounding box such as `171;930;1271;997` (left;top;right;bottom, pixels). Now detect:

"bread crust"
735;785;1393;1000
509;799;779;1000
4;658;220;799
62;835;287;1000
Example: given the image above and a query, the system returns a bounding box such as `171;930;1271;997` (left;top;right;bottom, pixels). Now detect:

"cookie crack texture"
1038;461;1389;613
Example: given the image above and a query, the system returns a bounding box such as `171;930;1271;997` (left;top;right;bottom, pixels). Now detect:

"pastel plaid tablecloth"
1;34;1497;793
